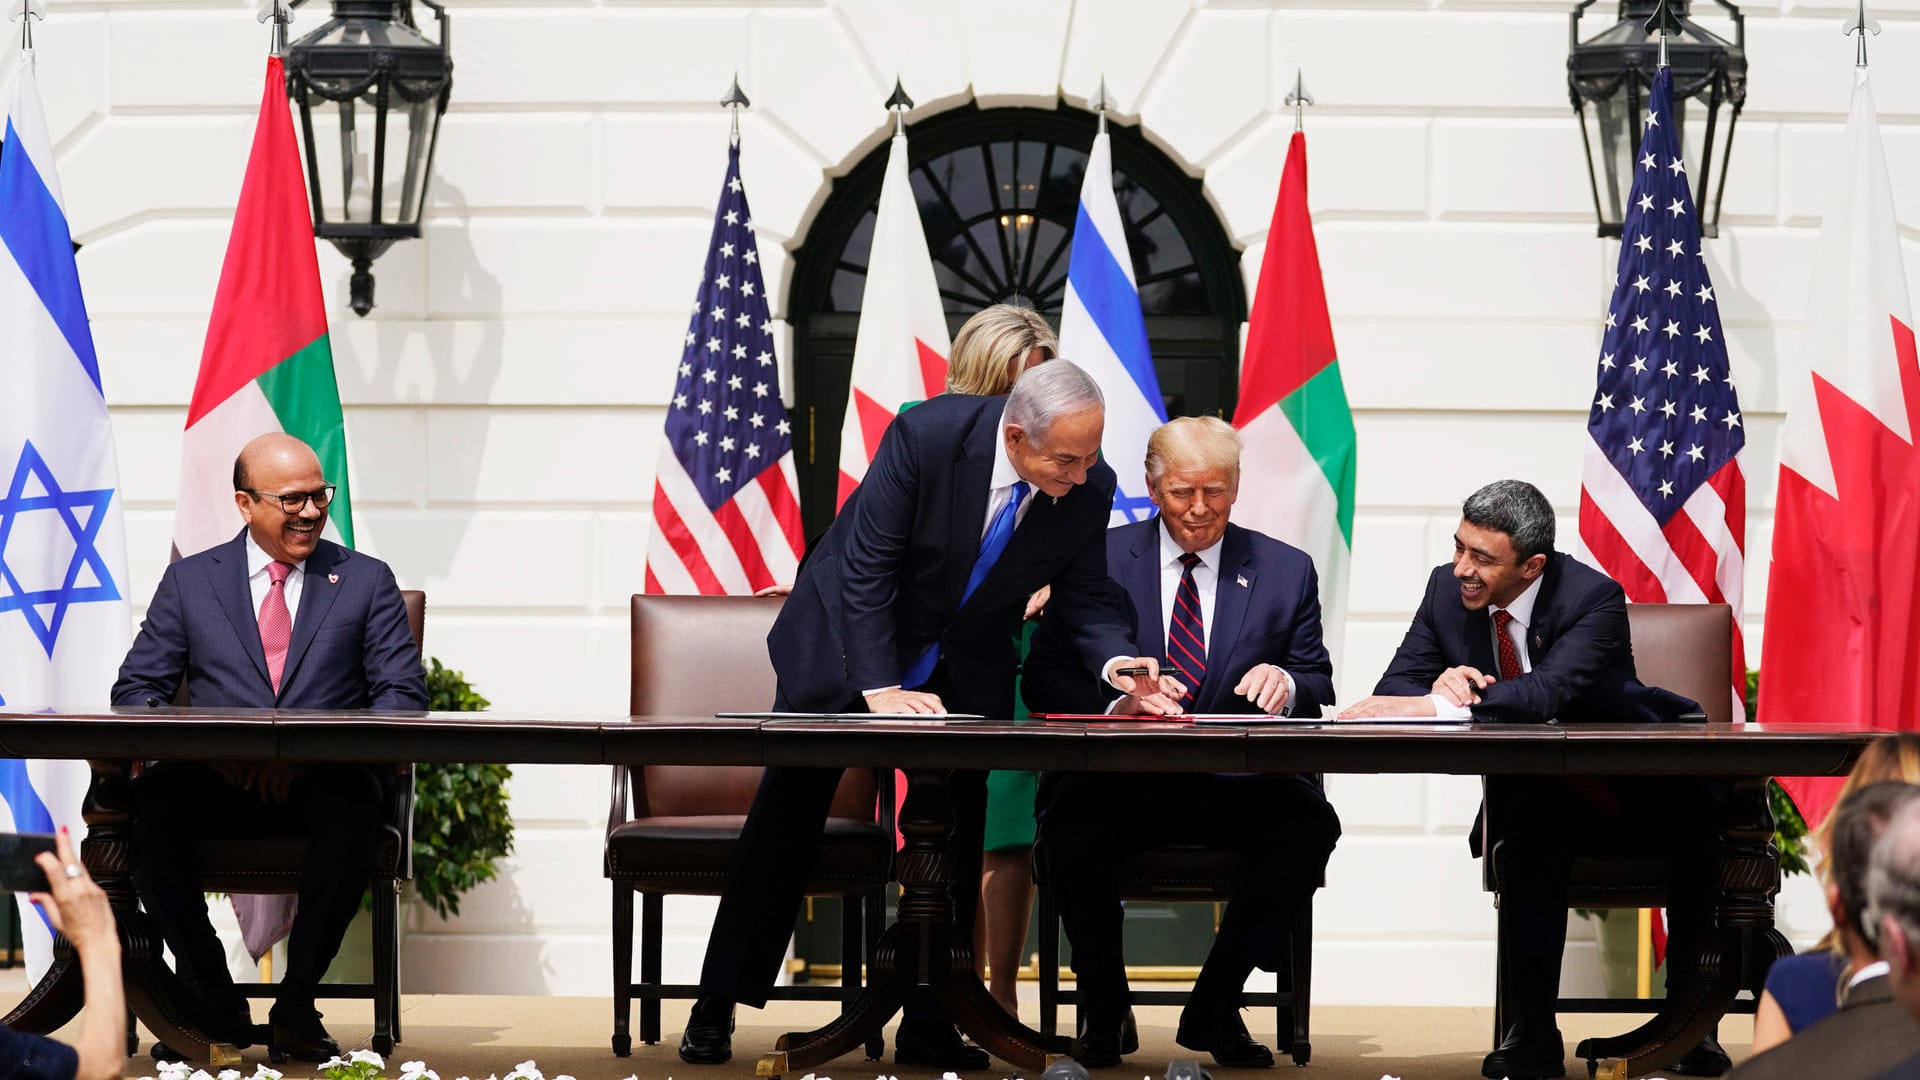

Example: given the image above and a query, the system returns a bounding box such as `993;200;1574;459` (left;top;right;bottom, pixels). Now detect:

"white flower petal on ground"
349;1050;385;1068
251;1067;283;1080
217;1069;241;1080
188;1069;214;1080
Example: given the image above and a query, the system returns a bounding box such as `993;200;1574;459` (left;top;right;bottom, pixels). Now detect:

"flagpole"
1089;75;1109;136
260;0;291;58
1286;69;1314;133
722;72;749;146
1847;2;1879;68
884;75;913;138
12;0;41;53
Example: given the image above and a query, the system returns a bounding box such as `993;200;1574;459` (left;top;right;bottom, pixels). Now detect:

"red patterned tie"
1168;553;1207;700
1492;608;1522;683
259;560;294;693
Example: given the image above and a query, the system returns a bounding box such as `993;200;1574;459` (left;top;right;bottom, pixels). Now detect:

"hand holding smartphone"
0;832;57;893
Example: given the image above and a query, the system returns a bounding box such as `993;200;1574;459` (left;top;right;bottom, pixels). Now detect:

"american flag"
1577;66;1747;697
643;139;805;594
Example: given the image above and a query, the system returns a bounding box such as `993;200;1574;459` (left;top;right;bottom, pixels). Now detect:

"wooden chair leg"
841;896;863;1000
1037;881;1060;1039
640;892;664;1047
371;881;397;1055
864;887;886;1061
1491;894;1506;1051
611;885;633;1057
1289;898;1313;1065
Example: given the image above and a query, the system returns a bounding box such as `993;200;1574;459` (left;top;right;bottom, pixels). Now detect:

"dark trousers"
1487;775;1727;1029
132;762;384;1015
1036;771;1341;1023
697;686;988;1035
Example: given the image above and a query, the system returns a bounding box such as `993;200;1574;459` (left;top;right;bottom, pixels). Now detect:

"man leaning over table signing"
1341;479;1728;1080
1021;416;1340;1071
677;360;1183;1071
111;433;427;1064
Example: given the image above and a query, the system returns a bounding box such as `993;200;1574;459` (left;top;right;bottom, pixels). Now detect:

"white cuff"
1098;656;1133;688
863;685;902;698
1276;668;1297;717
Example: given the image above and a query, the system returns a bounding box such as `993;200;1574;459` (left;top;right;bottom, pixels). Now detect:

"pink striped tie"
259;560;293;693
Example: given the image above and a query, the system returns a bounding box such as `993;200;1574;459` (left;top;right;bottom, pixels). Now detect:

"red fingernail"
59;826;69;835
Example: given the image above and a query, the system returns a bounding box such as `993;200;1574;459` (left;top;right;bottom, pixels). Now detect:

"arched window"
788;103;1247;534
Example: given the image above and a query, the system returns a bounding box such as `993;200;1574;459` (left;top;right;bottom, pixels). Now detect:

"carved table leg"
81;761;241;1066
758;768;1067;1077
1576;775;1786;1079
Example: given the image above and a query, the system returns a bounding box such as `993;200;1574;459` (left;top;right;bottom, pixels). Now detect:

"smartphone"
0;833;57;893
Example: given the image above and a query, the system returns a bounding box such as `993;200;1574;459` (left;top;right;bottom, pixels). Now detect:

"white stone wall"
9;0;1897;1002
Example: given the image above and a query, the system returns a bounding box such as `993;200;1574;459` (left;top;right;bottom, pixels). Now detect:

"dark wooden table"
0;709;1880;1079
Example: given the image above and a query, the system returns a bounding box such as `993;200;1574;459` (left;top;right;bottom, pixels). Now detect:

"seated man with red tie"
1339;479;1726;1080
112;434;427;1063
1023;416;1340;1070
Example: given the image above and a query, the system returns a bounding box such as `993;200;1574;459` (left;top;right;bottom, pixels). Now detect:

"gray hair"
1005;358;1103;443
1867;798;1920;957
1461;479;1556;561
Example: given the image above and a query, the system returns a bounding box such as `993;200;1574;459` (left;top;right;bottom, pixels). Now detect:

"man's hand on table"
1234;663;1292;715
1105;658;1188;716
863;687;947;715
1432;665;1494;707
1337;695;1440;720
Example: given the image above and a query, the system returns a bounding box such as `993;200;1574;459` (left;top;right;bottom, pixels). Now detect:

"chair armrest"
608;764;633;836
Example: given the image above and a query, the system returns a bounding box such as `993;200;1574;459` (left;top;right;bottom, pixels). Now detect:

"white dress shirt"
245;530;307;632
1430;573;1543;719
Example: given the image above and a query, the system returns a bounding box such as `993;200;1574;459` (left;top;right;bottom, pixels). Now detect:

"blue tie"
900;480;1030;691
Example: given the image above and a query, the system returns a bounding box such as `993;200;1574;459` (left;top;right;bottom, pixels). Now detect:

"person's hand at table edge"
862;687;947;715
1432;665;1493;707
1104;657;1187;715
1337;695;1440;720
1234;663;1292;715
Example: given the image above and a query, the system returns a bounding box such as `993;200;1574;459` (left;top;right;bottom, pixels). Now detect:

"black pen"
1114;666;1189;679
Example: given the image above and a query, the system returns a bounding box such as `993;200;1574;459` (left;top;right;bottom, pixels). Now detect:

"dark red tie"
259;561;293;693
1492;608;1522;683
1168;552;1206;700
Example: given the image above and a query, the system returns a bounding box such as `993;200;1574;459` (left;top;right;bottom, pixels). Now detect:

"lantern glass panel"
300;87;437;230
1579;83;1637;234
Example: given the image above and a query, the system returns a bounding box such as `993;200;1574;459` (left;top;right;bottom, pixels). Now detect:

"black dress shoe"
1666;1032;1731;1076
1077;1007;1139;1055
1074;1007;1138;1068
1482;1021;1565;1080
894;1021;991;1070
1176;1007;1274;1069
267;1006;340;1065
677;996;735;1066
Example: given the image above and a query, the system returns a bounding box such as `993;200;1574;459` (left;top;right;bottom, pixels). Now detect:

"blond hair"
947;304;1057;396
1145;416;1242;485
1817;733;1920;955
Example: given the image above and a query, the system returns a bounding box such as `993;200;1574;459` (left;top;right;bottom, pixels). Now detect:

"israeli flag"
1059;128;1165;525
0;44;132;980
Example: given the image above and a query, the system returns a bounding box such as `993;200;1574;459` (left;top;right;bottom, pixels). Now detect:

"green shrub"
411;659;515;919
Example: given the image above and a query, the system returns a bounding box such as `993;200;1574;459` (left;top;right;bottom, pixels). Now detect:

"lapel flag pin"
1236;574;1249;588
328;573;339;584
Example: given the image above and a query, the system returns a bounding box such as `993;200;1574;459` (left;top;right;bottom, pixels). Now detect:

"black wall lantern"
1569;0;1744;238
285;0;453;316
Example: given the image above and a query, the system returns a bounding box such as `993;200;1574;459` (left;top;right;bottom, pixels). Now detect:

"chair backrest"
629;594;876;820
1626;602;1734;725
401;589;425;653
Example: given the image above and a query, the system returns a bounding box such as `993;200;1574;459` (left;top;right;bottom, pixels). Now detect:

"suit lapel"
1204;525;1255;710
945;410;997;615
1117;521;1164;662
209;533;273;687
1525;555;1565;660
280;542;346;695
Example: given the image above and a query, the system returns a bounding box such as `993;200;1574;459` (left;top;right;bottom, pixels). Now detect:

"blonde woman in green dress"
903;303;1057;1018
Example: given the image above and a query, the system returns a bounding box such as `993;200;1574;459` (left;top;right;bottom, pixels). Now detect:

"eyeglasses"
243;485;336;513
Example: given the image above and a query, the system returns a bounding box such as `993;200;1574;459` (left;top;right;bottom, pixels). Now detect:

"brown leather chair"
1483;602;1751;1045
186;589;423;1055
1032;833;1317;1065
606;595;891;1057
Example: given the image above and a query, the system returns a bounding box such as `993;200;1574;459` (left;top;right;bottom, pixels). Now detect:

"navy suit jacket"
1371;551;1695;724
767;393;1134;719
112;531;427;711
1023;520;1335;716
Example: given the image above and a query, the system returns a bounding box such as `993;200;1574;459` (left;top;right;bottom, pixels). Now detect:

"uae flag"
1232;130;1357;663
173;55;351;558
837;127;948;508
1762;67;1920;828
